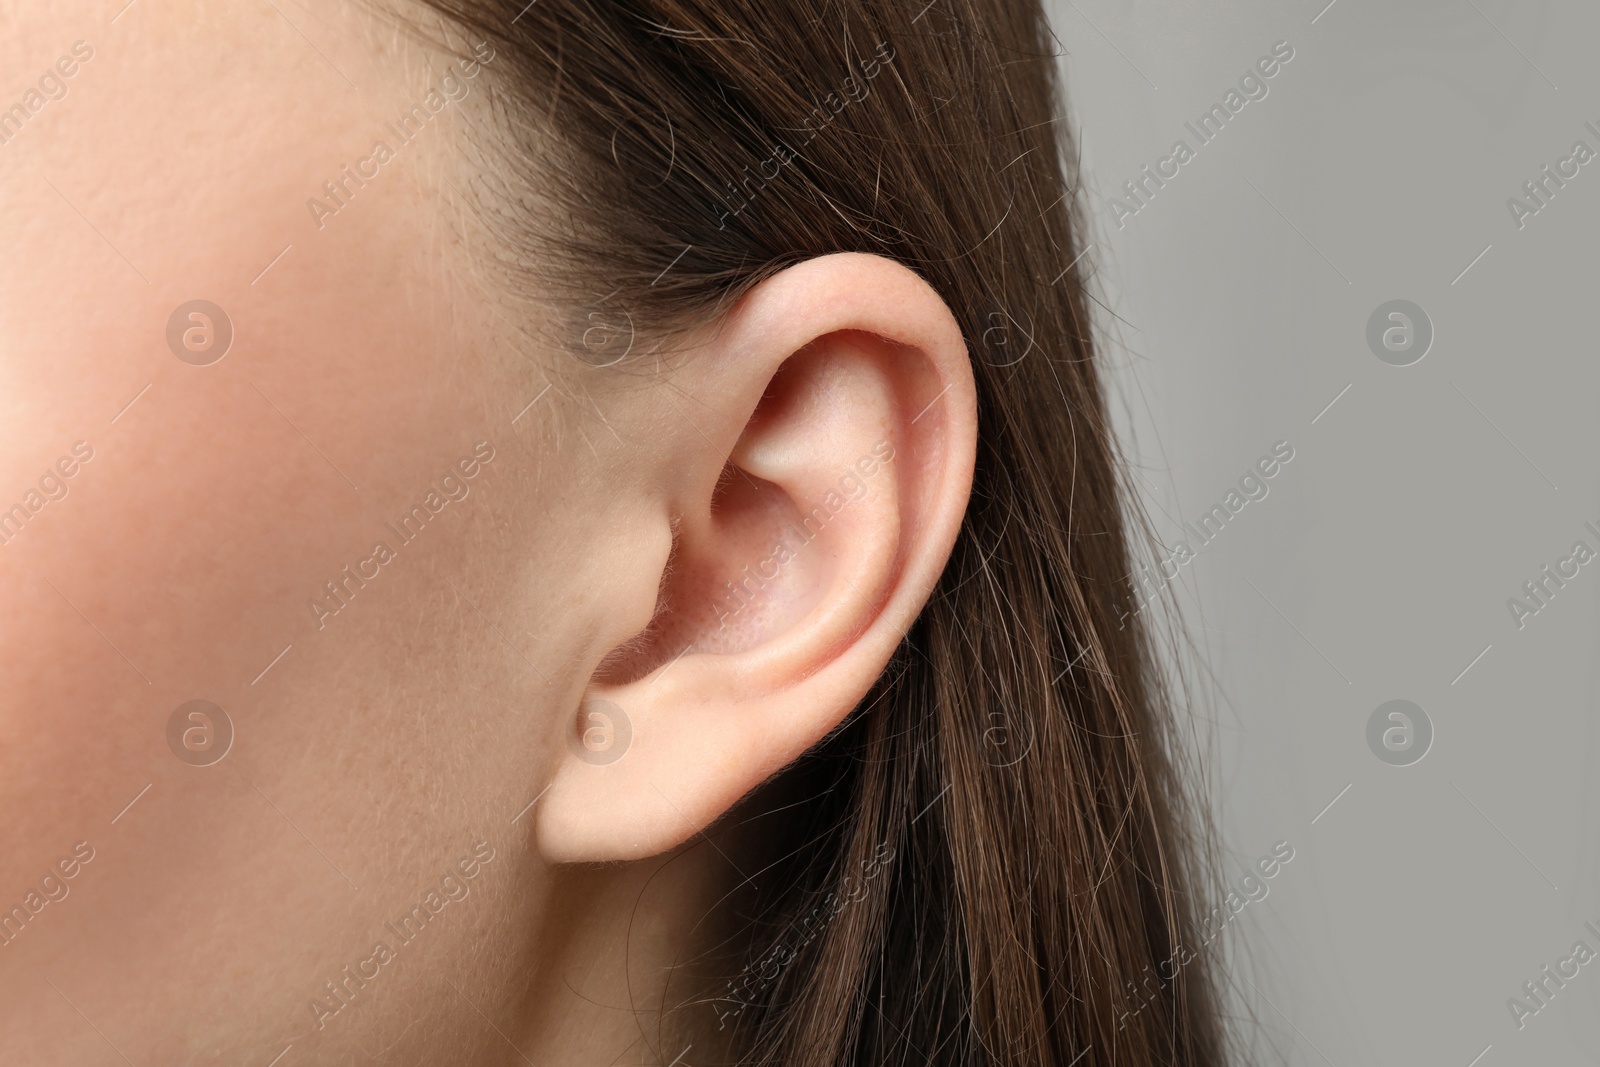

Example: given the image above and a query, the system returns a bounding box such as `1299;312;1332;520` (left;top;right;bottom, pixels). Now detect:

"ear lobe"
535;254;976;864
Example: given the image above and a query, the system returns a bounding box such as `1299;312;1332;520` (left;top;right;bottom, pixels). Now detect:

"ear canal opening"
593;453;800;687
592;516;684;687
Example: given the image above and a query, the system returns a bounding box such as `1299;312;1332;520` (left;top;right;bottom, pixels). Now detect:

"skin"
0;3;976;1064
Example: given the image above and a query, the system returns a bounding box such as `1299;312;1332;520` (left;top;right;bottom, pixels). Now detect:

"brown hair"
410;0;1228;1063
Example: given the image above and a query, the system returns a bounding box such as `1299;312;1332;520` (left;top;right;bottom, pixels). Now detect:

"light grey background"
1047;0;1600;1063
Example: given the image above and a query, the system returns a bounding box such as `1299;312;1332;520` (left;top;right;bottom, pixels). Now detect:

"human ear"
535;253;977;863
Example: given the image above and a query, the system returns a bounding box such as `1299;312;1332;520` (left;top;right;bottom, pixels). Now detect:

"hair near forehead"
394;0;1233;1064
